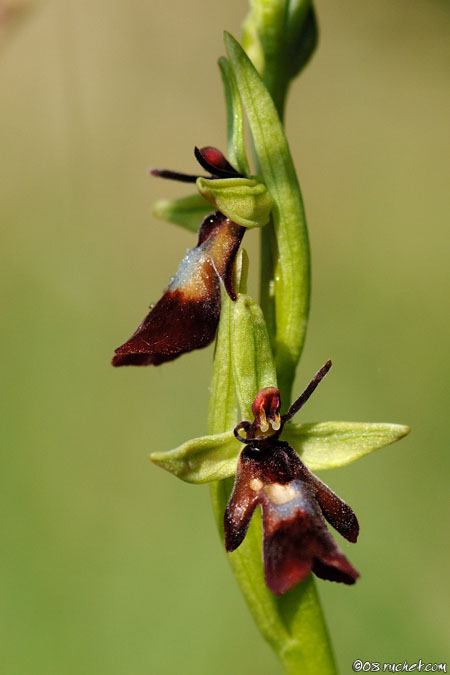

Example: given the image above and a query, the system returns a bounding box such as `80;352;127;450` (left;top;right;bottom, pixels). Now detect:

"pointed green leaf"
284;421;410;471
225;33;310;404
196;176;273;229
218;57;251;176
150;430;239;484
153;193;212;233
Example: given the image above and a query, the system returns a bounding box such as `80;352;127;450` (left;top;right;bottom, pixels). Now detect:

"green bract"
150;421;410;484
150;431;238;484
208;249;248;435
231;293;277;419
196;176;273;229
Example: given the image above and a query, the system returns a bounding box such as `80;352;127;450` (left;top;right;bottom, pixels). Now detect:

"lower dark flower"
224;361;360;594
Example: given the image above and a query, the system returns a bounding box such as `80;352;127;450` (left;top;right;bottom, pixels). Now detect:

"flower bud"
196;176;273;229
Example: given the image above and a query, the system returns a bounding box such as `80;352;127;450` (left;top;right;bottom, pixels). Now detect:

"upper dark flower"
224;361;360;595
112;148;245;367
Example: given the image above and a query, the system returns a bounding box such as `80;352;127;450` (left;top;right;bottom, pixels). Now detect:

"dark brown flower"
225;361;360;595
112;148;245;367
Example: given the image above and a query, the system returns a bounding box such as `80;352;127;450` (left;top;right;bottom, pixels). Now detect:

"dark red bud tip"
252;387;281;434
194;146;243;178
200;147;229;170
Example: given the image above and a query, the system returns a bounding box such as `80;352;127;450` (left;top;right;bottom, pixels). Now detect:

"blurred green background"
1;0;449;673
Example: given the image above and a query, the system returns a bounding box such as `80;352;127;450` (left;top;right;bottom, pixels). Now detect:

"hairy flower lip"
112;211;244;367
112;146;247;368
224;441;360;594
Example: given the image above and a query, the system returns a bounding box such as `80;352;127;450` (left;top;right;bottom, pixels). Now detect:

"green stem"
207;5;336;671
259;216;277;349
223;9;335;673
252;14;336;672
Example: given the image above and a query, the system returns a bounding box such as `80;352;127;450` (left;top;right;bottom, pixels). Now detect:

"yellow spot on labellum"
249;478;264;492
266;483;297;505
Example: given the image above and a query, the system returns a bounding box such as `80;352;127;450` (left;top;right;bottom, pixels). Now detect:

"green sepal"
150;420;409;484
231;293;277;419
152;193;213;233
196;177;273;229
284;421;411;471
150;431;238;484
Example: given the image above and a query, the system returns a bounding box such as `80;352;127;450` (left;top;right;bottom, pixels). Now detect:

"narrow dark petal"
282;360;332;424
224;494;259;552
194;146;243;178
149;168;201;183
224;453;261;551
297;462;359;543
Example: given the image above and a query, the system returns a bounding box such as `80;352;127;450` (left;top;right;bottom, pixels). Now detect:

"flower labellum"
225;361;360;595
112;148;246;367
